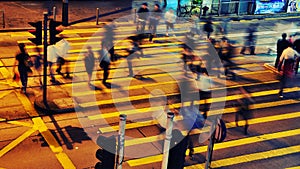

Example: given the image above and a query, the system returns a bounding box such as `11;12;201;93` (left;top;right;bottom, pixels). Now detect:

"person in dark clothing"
203;19;213;39
84;46;95;87
275;33;290;68
235;87;255;135
13;43;31;94
149;4;162;42
137;3;149;34
240;26;257;55
126;36;144;77
103;24;116;61
99;43;111;87
202;6;209;16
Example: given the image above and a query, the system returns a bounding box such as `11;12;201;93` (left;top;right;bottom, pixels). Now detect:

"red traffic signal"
28;21;42;45
49;19;63;45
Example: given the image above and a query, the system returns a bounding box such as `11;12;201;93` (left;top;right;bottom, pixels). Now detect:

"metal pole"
43;12;48;107
116;114;127;169
53;6;57;21
161;112;175;169
205;120;217;169
218;0;222;16
134;8;137;23
96;8;99;25
62;0;68;26
237;1;240;16
2;10;4;28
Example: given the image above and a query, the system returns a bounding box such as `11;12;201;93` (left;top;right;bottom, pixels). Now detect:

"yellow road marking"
0;91;12;99
32;117;76;168
0;128;37;157
7;121;34;128
72;70;273;98
87;79;278;120
126;112;300;166
79;76;285;108
126;111;300;148
184;144;300;169
286;166;300;169
190;128;300;154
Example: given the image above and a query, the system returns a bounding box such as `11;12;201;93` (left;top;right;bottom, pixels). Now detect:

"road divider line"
184;144;300;169
0;128;37;157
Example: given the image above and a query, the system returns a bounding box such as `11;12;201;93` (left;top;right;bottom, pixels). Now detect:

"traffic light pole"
116;114;127;169
43;12;48;107
161;112;174;169
62;0;68;26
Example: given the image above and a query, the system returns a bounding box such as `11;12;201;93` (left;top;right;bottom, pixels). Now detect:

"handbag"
24;55;33;67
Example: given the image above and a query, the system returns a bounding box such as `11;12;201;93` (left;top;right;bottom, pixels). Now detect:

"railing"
212;1;255;16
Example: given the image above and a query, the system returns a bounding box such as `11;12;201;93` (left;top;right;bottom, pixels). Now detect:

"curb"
34;95;75;114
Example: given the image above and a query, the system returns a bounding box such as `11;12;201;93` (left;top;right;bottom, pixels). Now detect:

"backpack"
215;119;227;143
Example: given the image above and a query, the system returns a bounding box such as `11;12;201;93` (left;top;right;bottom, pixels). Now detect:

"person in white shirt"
164;8;176;36
278;44;300;98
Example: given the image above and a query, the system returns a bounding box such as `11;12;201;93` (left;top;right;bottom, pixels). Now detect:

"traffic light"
28;21;42;45
95;135;116;169
49;19;63;45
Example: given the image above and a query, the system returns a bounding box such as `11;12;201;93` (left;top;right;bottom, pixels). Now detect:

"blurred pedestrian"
55;39;71;79
203;19;213;39
240;25;257;55
103;24;116;61
99;42;111;87
202;6;209;16
47;45;58;83
235;87;254;135
33;47;43;88
148;4;162;42
126;36;144;77
137;2;149;34
164;8;177;37
275;33;290;68
13;43;32;94
84;46;95;87
277;43;300;98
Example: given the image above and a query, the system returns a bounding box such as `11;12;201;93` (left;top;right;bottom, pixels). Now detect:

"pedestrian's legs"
275;54;281;68
102;63;109;84
19;68;28;93
279;75;286;97
127;58;134;77
49;62;56;82
141;21;146;33
235;112;239;126
166;22;170;36
187;134;194;159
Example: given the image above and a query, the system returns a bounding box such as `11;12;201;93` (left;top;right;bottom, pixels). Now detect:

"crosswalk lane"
7;18;300;169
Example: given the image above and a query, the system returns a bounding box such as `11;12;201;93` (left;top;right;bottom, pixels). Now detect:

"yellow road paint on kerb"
0;128;36;157
184;144;300;169
126;112;300;166
32;117;76;168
